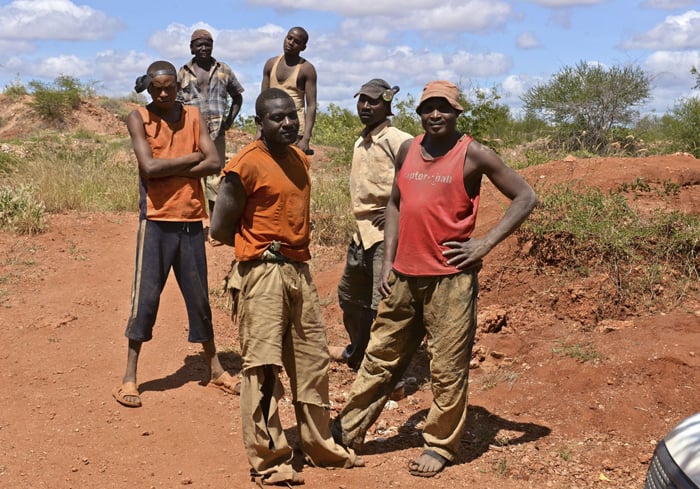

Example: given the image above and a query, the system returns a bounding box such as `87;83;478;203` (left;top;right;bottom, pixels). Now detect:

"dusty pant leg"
339;273;424;449
237;262;294;479
421;271;479;462
279;263;360;467
240;364;295;479
295;402;361;468
337;241;373;364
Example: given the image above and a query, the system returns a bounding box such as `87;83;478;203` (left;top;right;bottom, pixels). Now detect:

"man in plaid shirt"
178;29;244;234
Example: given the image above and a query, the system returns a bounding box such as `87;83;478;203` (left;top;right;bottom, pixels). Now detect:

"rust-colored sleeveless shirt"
222;140;312;262
137;105;207;222
393;133;478;276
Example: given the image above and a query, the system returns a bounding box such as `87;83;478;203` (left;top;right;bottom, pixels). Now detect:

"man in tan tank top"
261;26;317;154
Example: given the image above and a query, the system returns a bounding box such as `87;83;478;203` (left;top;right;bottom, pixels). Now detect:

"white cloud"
149;23;285;64
0;0;124;41
397;1;512;31
644;50;700;86
622;10;700;49
516;31;541;49
32;55;92;79
250;0;512;32
528;0;603;6
641;0;699;10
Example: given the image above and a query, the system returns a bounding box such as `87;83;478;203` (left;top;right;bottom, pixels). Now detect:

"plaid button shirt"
177;58;245;139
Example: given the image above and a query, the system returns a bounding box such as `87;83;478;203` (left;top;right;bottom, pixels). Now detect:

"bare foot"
408;450;447;477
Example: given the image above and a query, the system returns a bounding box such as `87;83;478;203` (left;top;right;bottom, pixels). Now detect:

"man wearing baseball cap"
331;78;412;371
333;80;537;477
178;28;245;243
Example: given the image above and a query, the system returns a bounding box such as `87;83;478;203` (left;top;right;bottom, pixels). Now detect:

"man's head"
190;29;214;60
354;78;399;128
283;27;308;56
416;80;463;138
255;88;300;148
416;80;464;115
134;61;178;106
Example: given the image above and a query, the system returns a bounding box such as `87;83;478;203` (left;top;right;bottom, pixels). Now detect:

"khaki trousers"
338;269;479;461
237;261;360;479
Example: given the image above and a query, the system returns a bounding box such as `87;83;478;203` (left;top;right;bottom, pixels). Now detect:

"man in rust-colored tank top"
332;80;538;478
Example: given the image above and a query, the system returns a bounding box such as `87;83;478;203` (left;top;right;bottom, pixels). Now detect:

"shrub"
4;75;27;99
28;75;87;123
519;184;700;311
313;104;361;167
661;96;700;157
0;184;47;234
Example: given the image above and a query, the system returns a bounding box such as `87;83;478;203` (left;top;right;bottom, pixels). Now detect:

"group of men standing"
112;24;537;486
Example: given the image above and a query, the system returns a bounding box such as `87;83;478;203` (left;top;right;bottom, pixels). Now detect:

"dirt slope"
0;99;699;488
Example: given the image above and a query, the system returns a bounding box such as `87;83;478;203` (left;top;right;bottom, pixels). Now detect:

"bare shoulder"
465;139;505;169
300;58;317;77
126;108;144;131
262;56;276;72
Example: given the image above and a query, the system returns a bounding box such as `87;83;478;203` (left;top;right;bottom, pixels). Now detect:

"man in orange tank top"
332;80;538;477
261;26;317;154
210;89;363;486
112;61;237;409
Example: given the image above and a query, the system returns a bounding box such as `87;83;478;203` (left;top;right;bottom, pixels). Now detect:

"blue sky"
1;0;699;119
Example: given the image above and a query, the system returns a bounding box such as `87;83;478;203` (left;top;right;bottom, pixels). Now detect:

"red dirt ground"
1;100;699;488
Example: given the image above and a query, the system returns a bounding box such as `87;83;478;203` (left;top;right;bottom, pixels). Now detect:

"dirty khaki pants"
237;260;359;479
338;269;479;462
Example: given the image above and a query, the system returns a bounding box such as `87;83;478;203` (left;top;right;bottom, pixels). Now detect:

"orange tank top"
222;140;312;262
137;105;207;222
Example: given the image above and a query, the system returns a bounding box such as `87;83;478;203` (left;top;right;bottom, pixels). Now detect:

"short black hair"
255;88;294;118
289;26;309;44
146;60;177;77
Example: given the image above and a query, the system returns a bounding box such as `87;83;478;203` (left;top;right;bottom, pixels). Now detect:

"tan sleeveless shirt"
270;55;306;134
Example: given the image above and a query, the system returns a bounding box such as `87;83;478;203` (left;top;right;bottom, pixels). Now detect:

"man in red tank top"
333;80;538;477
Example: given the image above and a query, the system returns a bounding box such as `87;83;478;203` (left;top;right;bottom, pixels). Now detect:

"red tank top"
393;134;479;276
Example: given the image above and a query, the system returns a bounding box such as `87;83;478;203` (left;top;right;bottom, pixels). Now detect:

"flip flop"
112;381;142;408
408;449;448;478
209;371;240;395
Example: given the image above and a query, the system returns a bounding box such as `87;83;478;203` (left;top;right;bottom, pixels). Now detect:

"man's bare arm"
442;141;537;270
127;110;202;178
210;172;247;247
297;62;317;153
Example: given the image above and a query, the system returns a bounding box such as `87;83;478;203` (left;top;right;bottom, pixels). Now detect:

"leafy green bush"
313;103;361;167
28;75;88;123
522;61;651;154
661;96;700;157
0;184;47;234
4;76;27;99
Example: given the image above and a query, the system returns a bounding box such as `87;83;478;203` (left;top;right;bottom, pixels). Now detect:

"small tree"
661;96;700;157
691;66;700;89
521;61;651;154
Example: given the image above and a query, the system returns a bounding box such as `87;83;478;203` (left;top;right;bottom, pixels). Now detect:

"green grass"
518;183;700;310
553;342;604;363
0;184;47;234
